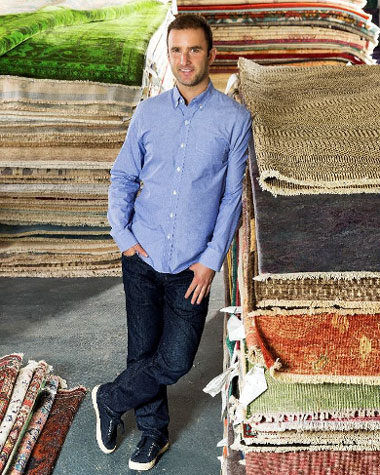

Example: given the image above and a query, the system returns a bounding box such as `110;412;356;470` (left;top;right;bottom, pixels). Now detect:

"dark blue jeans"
102;253;209;443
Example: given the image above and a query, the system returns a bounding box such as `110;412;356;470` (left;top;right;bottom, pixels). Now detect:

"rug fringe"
254;271;380;281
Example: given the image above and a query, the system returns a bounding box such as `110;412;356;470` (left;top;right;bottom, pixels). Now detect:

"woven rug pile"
177;0;379;73
0;353;86;474
0;0;174;277
213;59;380;474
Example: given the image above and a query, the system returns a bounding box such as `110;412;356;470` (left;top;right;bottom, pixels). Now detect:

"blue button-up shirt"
108;81;252;273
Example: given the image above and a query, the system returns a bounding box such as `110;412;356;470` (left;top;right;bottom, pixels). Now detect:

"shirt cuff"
198;246;225;272
110;228;138;253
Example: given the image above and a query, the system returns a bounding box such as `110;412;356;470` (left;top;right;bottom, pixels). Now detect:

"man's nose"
180;51;190;64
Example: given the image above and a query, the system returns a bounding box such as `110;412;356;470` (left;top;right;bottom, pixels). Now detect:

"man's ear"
208;47;217;65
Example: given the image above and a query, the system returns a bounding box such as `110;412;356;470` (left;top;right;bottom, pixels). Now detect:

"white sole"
91;385;116;454
128;442;170;471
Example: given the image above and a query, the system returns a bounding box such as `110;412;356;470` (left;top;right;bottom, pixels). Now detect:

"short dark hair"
167;14;213;53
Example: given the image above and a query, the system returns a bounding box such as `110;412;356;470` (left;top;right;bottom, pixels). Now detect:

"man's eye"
191;48;200;53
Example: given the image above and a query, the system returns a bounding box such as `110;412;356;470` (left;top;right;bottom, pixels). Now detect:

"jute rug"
245;450;380;474
239;58;380;195
23;386;87;475
246;308;380;384
0;75;140;117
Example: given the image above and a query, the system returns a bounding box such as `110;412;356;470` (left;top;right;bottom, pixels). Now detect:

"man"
92;14;252;471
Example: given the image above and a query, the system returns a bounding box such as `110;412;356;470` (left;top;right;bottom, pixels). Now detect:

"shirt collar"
173;80;214;109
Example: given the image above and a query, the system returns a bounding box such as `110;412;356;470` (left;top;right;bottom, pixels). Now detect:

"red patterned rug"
246;309;380;384
0;354;23;422
24;386;86;475
246;450;380;475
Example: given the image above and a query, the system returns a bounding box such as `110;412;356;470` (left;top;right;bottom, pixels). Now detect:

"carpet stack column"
0;0;174;277
177;0;379;75
218;59;380;474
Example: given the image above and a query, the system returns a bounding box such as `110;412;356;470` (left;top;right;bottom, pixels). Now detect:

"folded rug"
0;75;140;117
248;143;380;280
245;450;380;474
246;308;380;384
0;354;22;422
0;1;169;86
0;361;39;452
241;166;380;308
242;355;380;426
24;386;86;475
239;58;380;195
0;361;49;472
8;377;59;475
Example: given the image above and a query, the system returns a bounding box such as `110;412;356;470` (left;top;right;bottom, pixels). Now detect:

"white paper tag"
227;314;246;341
203;362;238;397
217;437;227;448
233;403;245;425
220;306;242;315
239;366;267;407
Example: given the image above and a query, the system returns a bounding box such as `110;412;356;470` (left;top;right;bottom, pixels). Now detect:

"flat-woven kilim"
239;58;380;195
0;354;22;423
246;308;380;384
24;386;86;475
245;450;380;475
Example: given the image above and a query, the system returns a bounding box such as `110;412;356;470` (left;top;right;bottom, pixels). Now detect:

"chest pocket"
195;132;229;166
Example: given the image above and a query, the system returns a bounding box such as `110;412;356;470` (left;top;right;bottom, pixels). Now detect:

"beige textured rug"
239;58;380;195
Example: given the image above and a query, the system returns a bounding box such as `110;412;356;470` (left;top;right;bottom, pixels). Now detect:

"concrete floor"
0;271;225;475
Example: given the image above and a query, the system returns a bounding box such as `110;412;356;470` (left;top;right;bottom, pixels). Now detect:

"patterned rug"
0;1;170;86
0;354;86;473
239;58;380;195
0;354;22;423
246;308;380;384
23;387;86;475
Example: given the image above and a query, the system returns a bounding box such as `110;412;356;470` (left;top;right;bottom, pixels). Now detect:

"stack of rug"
216;59;380;474
177;0;379;73
0;353;86;474
0;0;174;277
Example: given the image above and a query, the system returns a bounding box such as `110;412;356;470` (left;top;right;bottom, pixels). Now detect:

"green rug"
0;1;169;85
245;357;380;424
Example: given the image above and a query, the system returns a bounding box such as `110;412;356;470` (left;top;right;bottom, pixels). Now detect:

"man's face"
167;28;216;88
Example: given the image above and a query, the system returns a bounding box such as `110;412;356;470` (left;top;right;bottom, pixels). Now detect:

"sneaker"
128;436;170;471
91;384;120;454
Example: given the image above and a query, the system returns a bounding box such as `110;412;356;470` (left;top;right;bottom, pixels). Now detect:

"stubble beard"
174;66;209;88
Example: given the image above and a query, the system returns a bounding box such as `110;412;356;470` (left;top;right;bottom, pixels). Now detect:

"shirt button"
173;190;177;195
185;120;190;125
180;143;185;148
167;234;171;239
170;212;175;218
199;105;203;109
176;167;181;172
